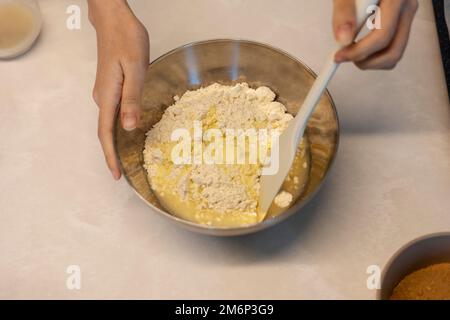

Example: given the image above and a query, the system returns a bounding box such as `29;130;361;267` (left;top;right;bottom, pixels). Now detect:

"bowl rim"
377;231;450;300
115;38;340;236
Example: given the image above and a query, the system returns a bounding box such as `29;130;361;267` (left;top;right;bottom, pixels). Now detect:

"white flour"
144;83;294;217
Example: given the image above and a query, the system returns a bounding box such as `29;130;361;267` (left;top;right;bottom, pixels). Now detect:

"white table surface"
0;0;449;299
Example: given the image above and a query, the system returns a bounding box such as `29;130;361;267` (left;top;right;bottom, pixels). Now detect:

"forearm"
87;0;131;28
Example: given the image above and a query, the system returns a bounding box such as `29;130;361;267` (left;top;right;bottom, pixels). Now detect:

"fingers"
356;0;418;70
98;101;121;180
335;0;405;63
92;51;147;180
120;61;146;131
94;63;124;180
333;0;357;46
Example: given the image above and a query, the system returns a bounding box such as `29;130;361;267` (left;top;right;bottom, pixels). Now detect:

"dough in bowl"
143;83;310;227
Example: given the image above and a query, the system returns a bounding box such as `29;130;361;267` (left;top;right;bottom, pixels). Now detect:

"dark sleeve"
432;0;450;100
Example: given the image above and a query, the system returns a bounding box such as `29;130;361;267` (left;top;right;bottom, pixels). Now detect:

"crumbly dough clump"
143;83;298;225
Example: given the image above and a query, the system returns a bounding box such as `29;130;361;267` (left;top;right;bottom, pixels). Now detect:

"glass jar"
0;0;42;59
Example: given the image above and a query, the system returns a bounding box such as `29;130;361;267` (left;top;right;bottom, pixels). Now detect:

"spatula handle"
355;0;380;34
292;0;380;146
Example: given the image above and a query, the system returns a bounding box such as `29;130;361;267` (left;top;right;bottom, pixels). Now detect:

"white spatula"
258;0;380;218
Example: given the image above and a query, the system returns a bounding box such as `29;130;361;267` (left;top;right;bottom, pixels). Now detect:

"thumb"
120;62;146;131
333;0;357;46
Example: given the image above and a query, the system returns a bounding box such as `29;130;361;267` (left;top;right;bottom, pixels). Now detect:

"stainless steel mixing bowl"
114;39;339;236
